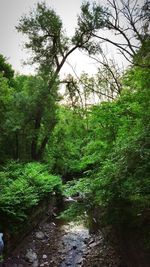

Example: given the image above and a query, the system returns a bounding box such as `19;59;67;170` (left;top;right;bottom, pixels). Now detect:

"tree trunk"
36;135;49;161
15;131;19;159
31;108;42;161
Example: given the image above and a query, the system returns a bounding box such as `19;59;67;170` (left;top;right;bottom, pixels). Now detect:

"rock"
89;241;97;248
89;239;94;244
42;254;47;259
77;259;82;264
32;260;39;267
25;249;37;263
35;231;45;239
43;262;49;265
40;263;49;267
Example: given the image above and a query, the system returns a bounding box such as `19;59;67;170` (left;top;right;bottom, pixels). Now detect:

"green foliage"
59;202;86;222
72;2;108;54
45;106;87;177
0;161;62;222
0;54;14;86
16;2;67;70
0;1;149;247
62;65;150;227
0;71;59;161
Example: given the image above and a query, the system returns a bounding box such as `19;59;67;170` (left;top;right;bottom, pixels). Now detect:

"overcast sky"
0;0;127;77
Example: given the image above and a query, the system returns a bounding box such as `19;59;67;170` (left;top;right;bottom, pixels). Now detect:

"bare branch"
92;33;134;59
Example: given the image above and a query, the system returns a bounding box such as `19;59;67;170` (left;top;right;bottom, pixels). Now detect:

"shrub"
0;161;62;223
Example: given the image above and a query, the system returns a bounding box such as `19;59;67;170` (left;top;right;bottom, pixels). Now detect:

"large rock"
25;248;38;263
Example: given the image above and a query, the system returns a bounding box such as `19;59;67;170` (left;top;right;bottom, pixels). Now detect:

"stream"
2;202;122;267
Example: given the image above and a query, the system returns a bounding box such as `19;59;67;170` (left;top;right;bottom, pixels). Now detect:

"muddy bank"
1;194;59;256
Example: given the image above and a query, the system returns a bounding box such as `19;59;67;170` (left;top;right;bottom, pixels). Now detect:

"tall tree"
16;1;107;160
13;74;59;161
0;55;15;161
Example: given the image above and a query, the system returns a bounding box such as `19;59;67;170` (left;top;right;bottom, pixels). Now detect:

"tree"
78;0;150;66
64;62;122;107
0;55;14;161
0;54;14;86
63;64;150;229
16;1;107;76
13;74;59;161
16;2;107;160
45;106;87;178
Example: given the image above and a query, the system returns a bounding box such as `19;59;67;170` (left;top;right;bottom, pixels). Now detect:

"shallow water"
60;223;89;267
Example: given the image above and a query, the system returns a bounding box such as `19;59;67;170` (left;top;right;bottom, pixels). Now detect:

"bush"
0;161;62;222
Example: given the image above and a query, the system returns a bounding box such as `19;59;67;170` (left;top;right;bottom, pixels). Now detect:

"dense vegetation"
63;66;150;226
0;0;149;254
0;162;61;222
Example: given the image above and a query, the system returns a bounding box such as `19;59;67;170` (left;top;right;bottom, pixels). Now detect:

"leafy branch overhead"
17;0;150;74
16;2;105;73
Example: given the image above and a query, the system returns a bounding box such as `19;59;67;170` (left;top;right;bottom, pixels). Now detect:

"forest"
0;0;150;266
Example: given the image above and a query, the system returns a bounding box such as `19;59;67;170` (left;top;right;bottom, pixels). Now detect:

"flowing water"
60;223;89;267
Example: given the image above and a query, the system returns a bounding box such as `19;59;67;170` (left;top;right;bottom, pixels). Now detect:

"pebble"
32;260;39;267
35;231;45;239
42;254;47;259
89;241;97;248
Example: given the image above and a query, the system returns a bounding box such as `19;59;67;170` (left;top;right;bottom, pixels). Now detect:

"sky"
0;0;127;77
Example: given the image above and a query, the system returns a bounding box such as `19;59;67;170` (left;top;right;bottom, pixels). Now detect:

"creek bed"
60;223;89;267
2;215;122;267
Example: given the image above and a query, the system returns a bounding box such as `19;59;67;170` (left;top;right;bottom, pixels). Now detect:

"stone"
42;254;47;259
89;241;97;248
35;231;45;239
32;260;39;267
43;261;49;265
40;263;49;267
25;249;37;263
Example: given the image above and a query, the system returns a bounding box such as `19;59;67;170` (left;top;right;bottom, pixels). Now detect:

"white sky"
0;0;128;77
